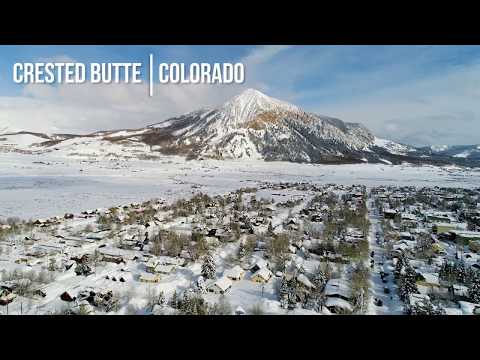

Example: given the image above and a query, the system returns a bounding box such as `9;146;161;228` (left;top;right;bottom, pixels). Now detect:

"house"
145;258;159;273
416;270;439;285
99;248;125;264
224;265;245;281
235;306;246;315
139;273;161;283
250;258;269;273
399;232;414;241
206;277;233;294
408;293;430;306
76;300;94;314
469;240;480;253
451;230;480;245
154;264;176;275
324;279;351;301
433;222;466;234
450;284;469;299
251;267;273;283
325;297;353;314
158;256;185;267
296;274;315;289
384;209;397;219
60;291;76;302
458;301;480;315
0;289;17;305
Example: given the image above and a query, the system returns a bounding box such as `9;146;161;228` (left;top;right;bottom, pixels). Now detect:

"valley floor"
1;152;478;220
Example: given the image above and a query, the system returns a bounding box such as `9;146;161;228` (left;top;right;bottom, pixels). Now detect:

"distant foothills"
1;89;479;167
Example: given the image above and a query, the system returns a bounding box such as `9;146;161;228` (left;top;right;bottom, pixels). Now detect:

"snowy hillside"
417;144;480;162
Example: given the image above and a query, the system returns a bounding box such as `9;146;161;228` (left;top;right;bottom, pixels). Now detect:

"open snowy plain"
1;151;478;220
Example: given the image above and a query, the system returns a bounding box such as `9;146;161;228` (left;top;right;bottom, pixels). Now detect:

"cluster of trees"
168;287;237;315
279;275;298;309
0;217;33;240
404;298;445;315
439;261;478;285
238;235;257;259
349;263;370;312
415;233;435;261
170;192;214;217
468;273;480;303
150;230;190;257
169;289;210;315
1;268;53;284
304;267;328;312
265;233;290;264
395;254;419;302
278;266;328;312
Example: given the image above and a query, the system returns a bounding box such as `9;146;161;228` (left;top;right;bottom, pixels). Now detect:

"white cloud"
0;46;289;135
314;61;480;146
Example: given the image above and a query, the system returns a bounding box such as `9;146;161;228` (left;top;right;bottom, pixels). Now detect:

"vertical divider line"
149;54;154;97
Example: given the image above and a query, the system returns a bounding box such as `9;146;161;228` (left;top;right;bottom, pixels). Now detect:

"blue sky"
1;45;480;146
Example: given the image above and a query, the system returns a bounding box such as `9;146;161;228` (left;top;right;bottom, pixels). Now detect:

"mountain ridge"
1;88;478;167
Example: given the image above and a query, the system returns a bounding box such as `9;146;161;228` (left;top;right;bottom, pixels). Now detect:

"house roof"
417;272;439;286
324;279;351;299
139;273;159;282
325;297;353;312
252;267;272;280
155;264;176;274
297;274;315;289
224;265;244;279
211;277;233;292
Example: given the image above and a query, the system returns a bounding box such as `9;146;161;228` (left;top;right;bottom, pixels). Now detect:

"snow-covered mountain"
1;88;478;166
142;89;418;164
418;144;480;161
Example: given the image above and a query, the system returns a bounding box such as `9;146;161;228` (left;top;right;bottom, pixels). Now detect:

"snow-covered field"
1;152;479;220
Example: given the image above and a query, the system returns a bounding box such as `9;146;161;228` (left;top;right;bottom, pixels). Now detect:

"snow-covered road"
367;199;404;315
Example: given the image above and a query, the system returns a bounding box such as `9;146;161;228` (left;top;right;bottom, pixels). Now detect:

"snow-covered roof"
417;272;439;286
251;258;268;269
297;274;315;289
325;297;353;312
235;306;246;315
224;265;244;279
408;293;430;306
211;277;233;292
458;301;480;315
139;273;160;282
251;267;272;281
444;307;463;315
154;264;176;274
324;278;351;299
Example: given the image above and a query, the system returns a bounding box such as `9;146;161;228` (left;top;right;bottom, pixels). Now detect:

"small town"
1;182;479;315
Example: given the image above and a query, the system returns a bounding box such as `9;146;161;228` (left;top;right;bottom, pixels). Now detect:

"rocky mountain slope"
1;88;478;166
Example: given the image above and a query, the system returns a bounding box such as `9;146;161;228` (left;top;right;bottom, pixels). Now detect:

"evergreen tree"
287;277;298;308
169;290;178;309
456;261;467;283
399;264;418;302
201;253;216;279
312;266;327;290
394;253;407;279
279;277;289;309
468;273;480;303
267;222;274;235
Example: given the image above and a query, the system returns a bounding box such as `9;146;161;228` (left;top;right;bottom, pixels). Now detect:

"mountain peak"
221;88;300;125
